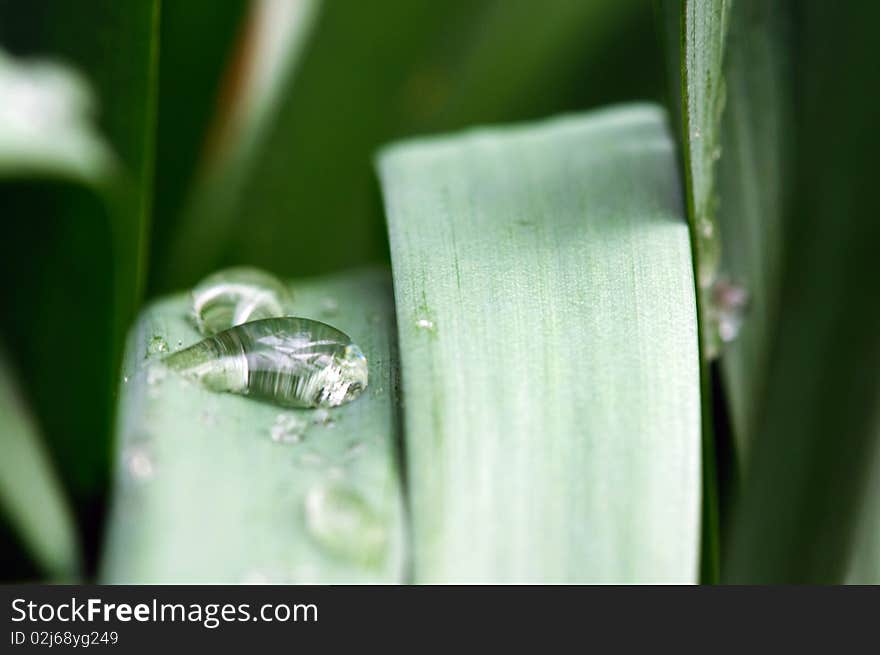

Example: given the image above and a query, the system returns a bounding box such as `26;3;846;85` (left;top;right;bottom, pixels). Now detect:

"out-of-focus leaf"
726;1;880;583
159;0;320;290
0;352;80;579
0;49;113;182
848;420;880;583
379;106;701;583
161;0;657;288
0;0;159;546
715;0;789;465
101;270;405;583
148;0;249;287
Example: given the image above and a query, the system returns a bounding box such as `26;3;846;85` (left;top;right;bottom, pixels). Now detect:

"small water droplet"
344;441;367;460
415;318;434;330
125;445;155;481
304;483;387;565
147;335;169;356
270;413;308;443
311;408;335;429
163;318;368;408
704;277;750;359
146;363;167;386
693;128;702;140
320;297;339;317
191;267;291;336
297;452;325;468
123;375;129;384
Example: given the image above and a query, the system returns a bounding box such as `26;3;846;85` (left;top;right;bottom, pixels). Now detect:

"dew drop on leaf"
163;317;368;408
304;483;387;565
270;413;308;443
191;267;291;336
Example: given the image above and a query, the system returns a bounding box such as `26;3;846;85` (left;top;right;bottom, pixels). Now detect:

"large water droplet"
304;483;387;565
163;317;368;408
191;267;291;336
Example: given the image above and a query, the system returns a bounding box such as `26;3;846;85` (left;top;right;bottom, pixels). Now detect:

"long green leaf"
0;352;80;579
0;1;159;514
848;423;880;583
101;270;405;583
379;106;700;583
715;0;789;466
149;0;249;285
726;1;880;583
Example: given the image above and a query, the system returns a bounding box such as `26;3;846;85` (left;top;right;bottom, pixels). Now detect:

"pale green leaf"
0;352;80;579
378;105;701;583
101;270;405;583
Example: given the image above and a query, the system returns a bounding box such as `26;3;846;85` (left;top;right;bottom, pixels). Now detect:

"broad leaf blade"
101;270;405;583
379;106;701;583
711;0;790;468
726;1;880;583
0;353;80;579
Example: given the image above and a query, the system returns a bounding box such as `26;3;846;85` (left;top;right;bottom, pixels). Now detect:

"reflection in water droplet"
271;413;308;443
191;267;290;336
123;375;129;384
125;445;155;481
704;276;750;359
415;318;434;330
304;483;387;565
147;335;169;356
163;318;368;408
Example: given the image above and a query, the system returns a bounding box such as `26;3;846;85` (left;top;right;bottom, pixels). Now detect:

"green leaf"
101;270;405;583
378;106;701;582
158;0;321;290
0;1;159;511
848;426;880;583
148;0;249;284
715;0;789;464
0;351;80;579
726;1;880;583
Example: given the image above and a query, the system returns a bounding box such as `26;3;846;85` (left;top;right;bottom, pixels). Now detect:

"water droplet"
304;483;387;565
344;441;366;460
297;452;325;468
311;408;335;429
703;277;750;359
146;363;167;386
320;297;339;317
123;375;129;384
270;413;308;443
191;267;291;336
163;317;368;408
147;335;168;356
693;128;702;140
125;445;155;481
415;318;434;330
